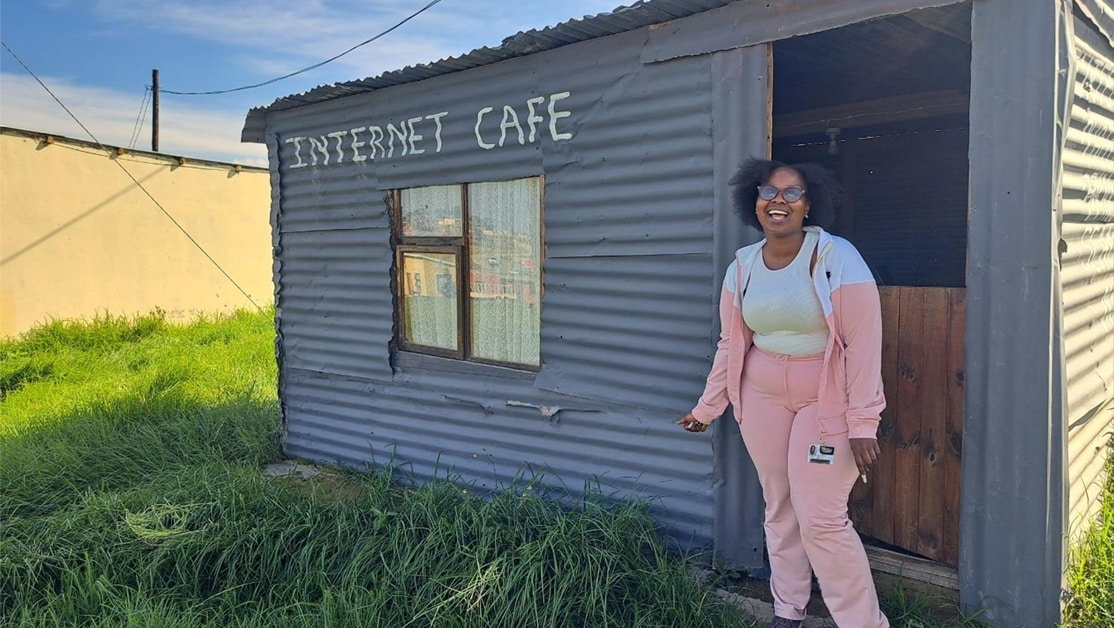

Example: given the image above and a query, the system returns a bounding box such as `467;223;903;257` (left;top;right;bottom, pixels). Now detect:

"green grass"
5;308;1111;627
0;309;745;627
1064;436;1114;627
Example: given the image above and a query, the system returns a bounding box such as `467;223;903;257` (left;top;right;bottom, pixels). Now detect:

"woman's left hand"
849;438;880;475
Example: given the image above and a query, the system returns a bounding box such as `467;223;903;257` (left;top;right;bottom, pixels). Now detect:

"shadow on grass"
0;391;282;520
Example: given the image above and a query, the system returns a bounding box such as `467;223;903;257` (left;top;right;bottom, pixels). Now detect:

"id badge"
807;444;836;465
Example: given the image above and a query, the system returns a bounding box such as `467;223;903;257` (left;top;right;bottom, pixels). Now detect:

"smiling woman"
677;158;888;628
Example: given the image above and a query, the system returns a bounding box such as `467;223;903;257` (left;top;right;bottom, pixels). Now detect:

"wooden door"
850;286;965;567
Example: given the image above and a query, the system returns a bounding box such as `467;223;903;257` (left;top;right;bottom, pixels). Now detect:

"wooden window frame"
395;244;465;360
391;178;544;371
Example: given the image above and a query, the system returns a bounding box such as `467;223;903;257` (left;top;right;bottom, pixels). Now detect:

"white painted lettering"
288;92;573;167
307;135;330;166
525;97;545;143
284;136;308;168
350;127;367;162
475;106;495;149
369;126;385;159
425;112;448;152
406;116;426;155
327;131;348;163
386;122;409;158
499;105;525;146
548;92;573;141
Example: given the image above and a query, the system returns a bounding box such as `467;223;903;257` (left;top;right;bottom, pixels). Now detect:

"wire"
161;0;445;96
0;40;263;311
128;86;152;148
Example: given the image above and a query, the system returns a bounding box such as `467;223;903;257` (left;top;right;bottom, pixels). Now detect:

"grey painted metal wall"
265;28;733;549
962;0;1064;625
1063;14;1114;538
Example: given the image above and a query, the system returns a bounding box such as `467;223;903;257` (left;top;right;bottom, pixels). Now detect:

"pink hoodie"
690;226;886;441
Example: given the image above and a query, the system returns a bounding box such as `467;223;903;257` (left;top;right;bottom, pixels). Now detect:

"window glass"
400;185;462;237
468;178;541;365
400;251;458;351
394;177;542;369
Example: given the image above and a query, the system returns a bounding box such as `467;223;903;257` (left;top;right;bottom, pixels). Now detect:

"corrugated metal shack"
243;1;1114;625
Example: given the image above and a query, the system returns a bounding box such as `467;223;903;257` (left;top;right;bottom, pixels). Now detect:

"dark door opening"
770;3;973;569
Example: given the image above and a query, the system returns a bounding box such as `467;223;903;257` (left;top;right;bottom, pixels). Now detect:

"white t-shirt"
741;230;830;357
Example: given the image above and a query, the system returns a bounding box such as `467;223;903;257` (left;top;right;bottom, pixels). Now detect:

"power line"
128;86;152;148
161;0;445;96
0;40;264;312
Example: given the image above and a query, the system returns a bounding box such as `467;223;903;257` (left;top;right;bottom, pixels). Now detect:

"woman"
677;159;888;628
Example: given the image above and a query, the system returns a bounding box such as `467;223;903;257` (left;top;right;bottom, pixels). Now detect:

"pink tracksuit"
691;226;889;627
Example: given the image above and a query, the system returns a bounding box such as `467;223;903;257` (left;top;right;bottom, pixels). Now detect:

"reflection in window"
394;177;542;368
400;185;462;237
400;252;458;352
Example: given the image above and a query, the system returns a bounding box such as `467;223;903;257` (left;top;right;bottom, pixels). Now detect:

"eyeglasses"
757;185;806;203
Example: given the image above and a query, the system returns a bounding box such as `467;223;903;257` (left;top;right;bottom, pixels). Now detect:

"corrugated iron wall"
1063;15;1114;539
265;28;731;546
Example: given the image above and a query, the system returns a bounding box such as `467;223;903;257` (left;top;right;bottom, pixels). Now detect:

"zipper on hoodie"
813;235;835;444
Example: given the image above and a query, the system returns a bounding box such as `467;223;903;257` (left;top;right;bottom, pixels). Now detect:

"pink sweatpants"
738;347;889;627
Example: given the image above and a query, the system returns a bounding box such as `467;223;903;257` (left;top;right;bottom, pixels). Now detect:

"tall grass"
1064;436;1114;627
0;309;745;627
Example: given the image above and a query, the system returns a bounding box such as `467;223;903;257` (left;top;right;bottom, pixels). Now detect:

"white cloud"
0;73;266;165
88;0;463;80
84;0;622;85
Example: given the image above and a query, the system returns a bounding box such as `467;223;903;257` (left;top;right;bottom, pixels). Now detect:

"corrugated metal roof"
242;0;737;141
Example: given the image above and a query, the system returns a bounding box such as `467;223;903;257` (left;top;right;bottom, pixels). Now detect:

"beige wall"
0;128;273;337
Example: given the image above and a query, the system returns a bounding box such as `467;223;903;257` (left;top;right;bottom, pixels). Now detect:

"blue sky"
1;1;623;165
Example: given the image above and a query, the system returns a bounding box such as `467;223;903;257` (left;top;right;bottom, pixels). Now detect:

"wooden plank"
915;289;950;561
942;288;966;567
865;545;960;591
894;287;925;551
863;287;902;545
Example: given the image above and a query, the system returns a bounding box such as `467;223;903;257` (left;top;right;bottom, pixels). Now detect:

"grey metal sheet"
282;366;716;545
277;227;393;380
278;169;386;233
1062;17;1114;539
640;0;969;63
962;0;1064;625
539;47;714;258
534;253;714;412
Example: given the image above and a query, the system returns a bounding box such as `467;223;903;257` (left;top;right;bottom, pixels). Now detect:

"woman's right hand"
676;413;708;433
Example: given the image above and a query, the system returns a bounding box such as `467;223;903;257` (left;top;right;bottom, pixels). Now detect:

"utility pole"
152;69;160;152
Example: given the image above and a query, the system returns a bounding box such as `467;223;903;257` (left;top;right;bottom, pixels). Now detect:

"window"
393;177;542;368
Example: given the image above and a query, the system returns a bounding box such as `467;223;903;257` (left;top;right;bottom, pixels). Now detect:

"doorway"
770;3;973;569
